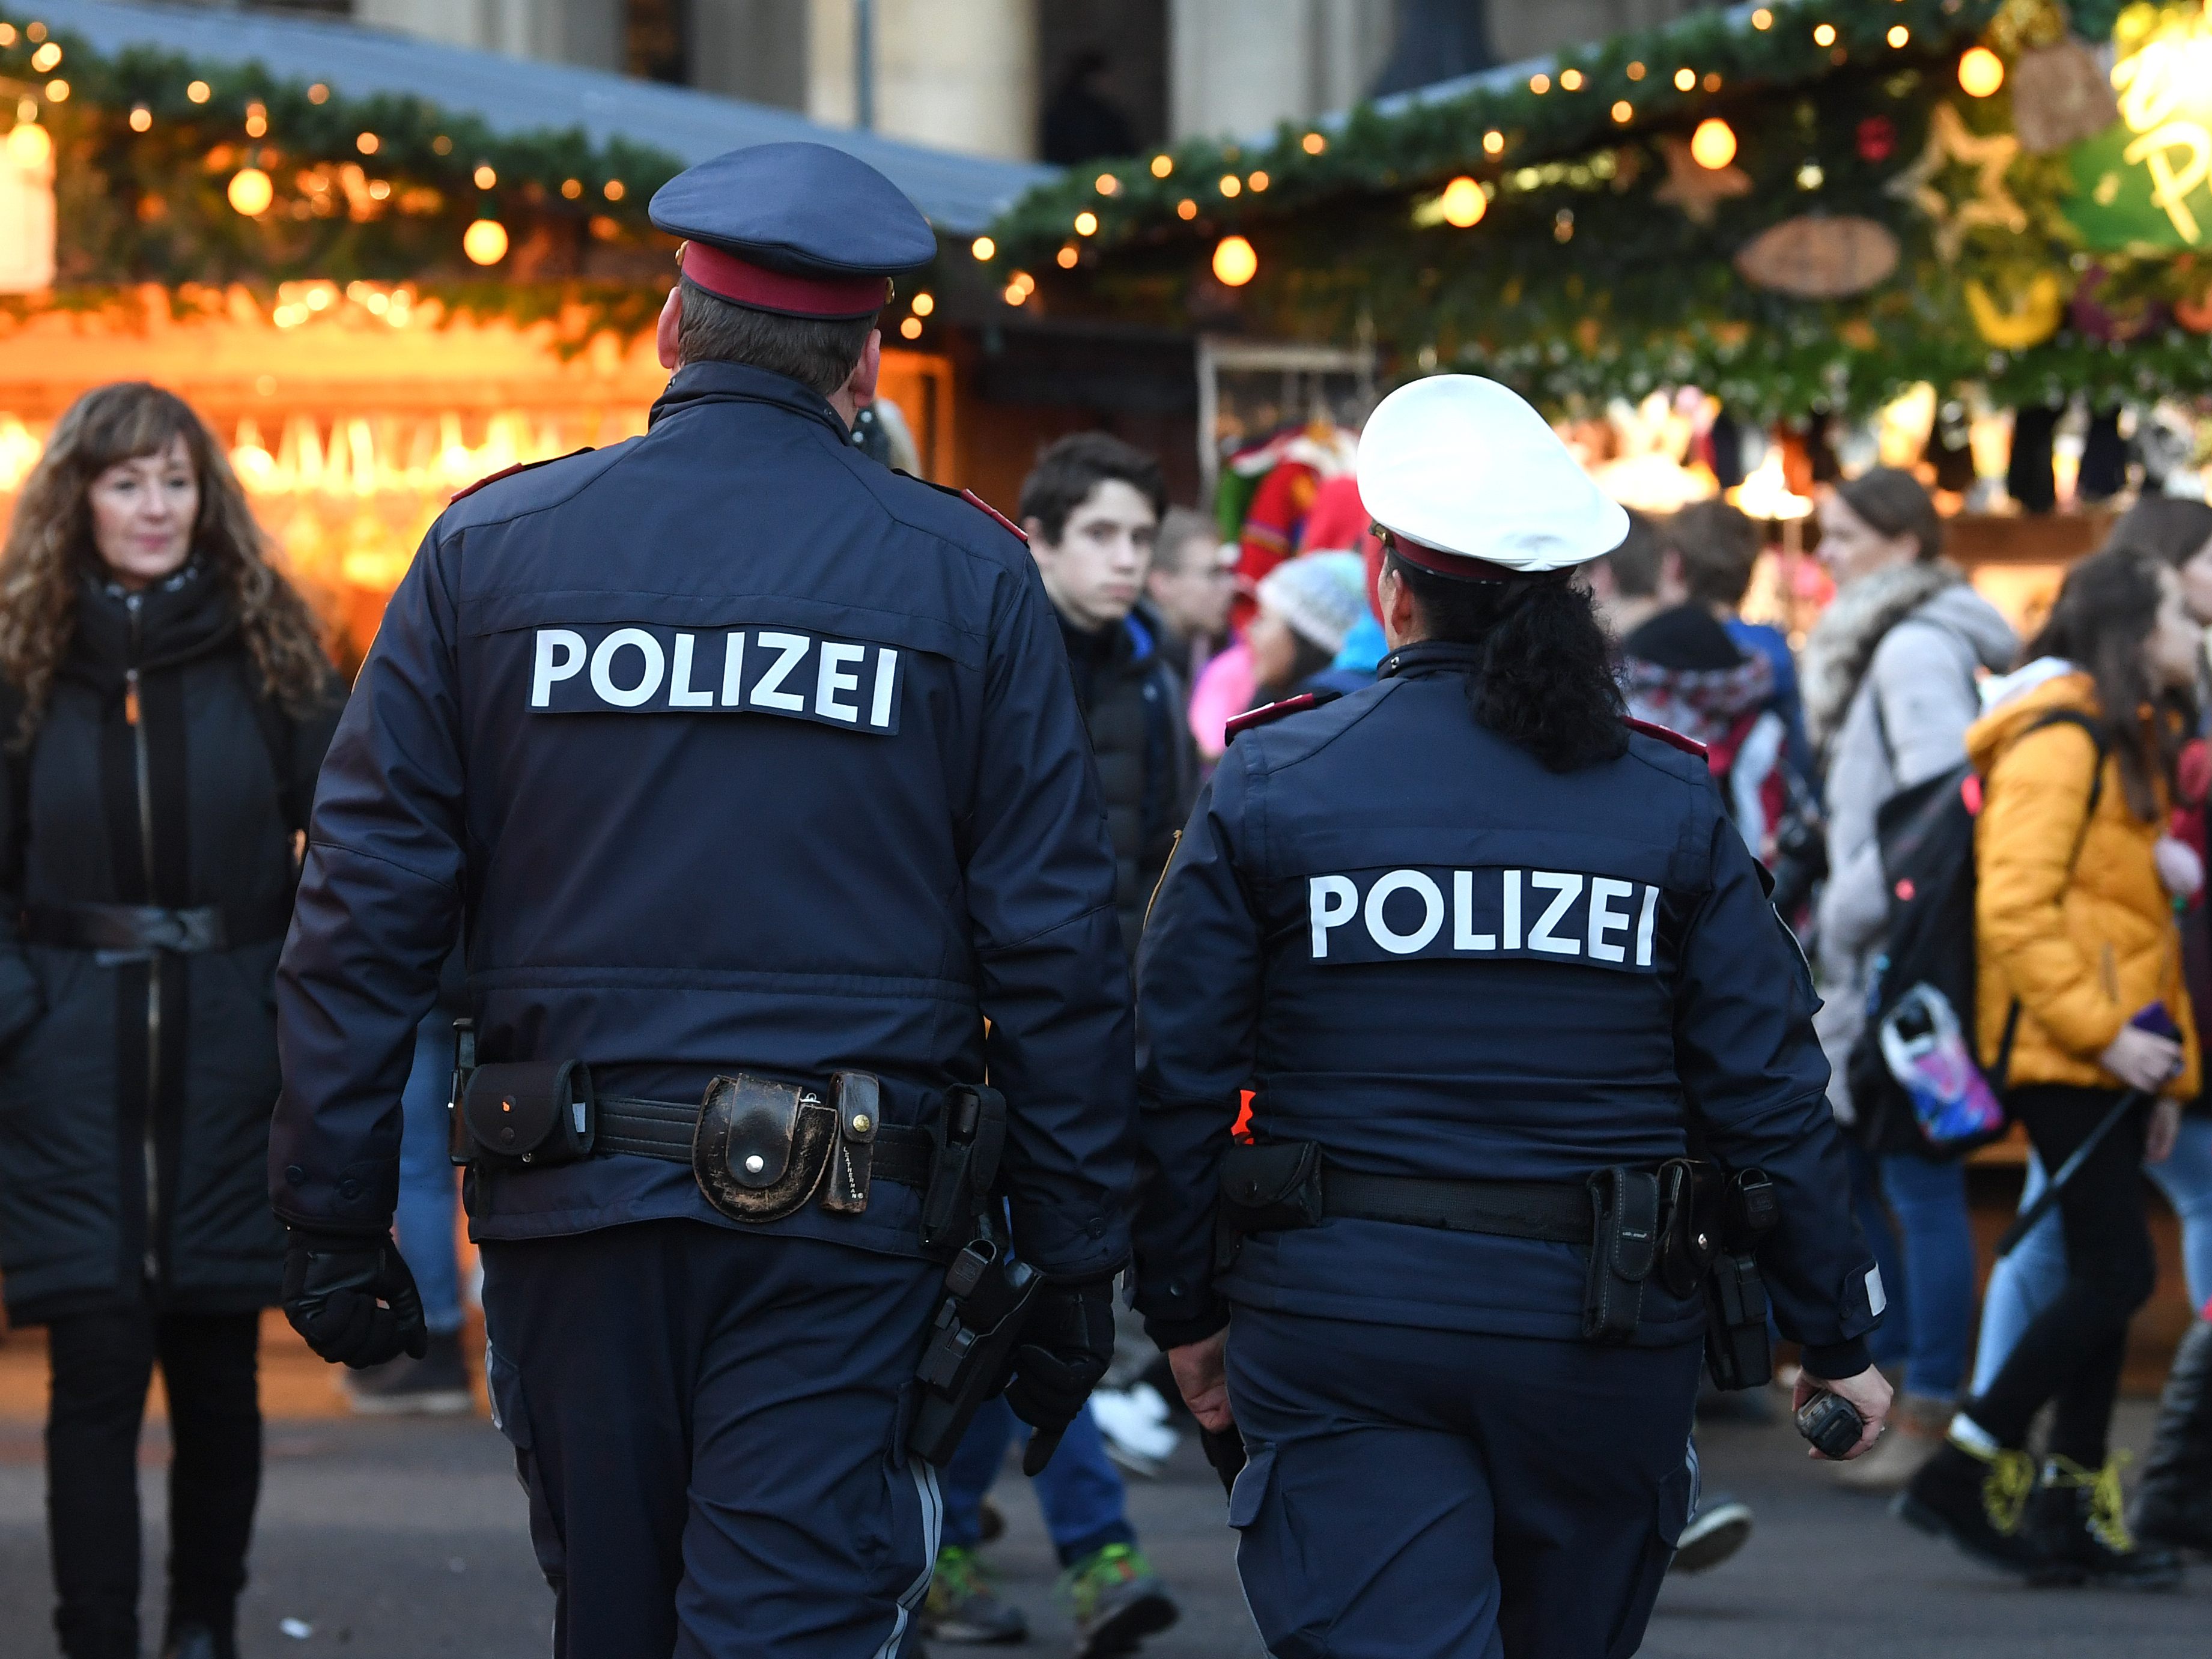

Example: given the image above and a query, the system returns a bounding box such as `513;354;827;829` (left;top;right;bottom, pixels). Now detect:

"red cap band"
1382;530;1527;583
679;241;891;319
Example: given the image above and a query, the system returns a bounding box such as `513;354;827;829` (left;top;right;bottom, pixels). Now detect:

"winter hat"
1258;551;1371;655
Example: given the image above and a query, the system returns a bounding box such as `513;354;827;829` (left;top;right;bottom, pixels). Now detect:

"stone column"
809;0;1038;160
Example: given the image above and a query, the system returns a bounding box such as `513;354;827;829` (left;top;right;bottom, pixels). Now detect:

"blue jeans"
1849;1145;1912;1371
938;1397;1135;1568
1877;1150;1977;1398
1971;1112;2212;1395
395;1011;464;1336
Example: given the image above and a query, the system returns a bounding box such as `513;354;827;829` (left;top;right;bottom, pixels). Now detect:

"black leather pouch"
1217;1139;1325;1233
693;1073;839;1222
461;1060;595;1172
1584;1165;1661;1343
1654;1158;1721;1301
819;1072;881;1216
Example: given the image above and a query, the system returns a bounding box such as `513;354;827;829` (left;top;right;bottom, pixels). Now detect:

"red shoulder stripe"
1626;717;1708;760
1226;692;1325;742
449;447;594;503
961;488;1027;544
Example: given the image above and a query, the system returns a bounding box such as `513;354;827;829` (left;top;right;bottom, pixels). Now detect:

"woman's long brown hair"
0;383;331;744
2023;548;2179;822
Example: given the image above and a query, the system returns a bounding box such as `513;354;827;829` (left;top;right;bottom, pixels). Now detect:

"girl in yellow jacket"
1901;549;2201;1588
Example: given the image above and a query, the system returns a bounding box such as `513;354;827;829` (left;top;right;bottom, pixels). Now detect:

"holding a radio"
1899;549;2201;1590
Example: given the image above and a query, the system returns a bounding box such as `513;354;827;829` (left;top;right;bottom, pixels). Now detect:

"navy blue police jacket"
269;362;1137;1280
1133;642;1879;1374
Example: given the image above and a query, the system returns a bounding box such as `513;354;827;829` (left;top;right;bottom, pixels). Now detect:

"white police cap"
1357;375;1629;577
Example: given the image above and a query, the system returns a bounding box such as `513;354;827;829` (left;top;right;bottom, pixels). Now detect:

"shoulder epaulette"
913;478;1027;543
1226;690;1340;742
1625;716;1707;760
449;447;594;503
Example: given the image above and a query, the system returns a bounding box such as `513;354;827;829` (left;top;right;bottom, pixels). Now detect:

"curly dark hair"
0;383;332;744
1386;548;1627;772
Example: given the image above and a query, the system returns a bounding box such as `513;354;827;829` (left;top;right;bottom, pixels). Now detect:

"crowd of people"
4;364;2212;1657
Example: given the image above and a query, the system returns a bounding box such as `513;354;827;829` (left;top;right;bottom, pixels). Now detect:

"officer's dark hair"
1589;509;1662;599
674;277;876;398
1385;547;1628;773
1018;432;1168;545
1667;500;1763;610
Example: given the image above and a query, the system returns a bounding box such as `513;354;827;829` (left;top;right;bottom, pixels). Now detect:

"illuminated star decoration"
1883;102;2028;261
1653;135;1752;225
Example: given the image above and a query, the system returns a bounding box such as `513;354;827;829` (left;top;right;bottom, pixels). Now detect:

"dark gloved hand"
1003;1275;1117;1475
282;1230;428;1368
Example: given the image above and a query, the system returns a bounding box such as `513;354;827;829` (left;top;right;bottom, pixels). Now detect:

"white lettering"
815;641;866;724
1588;878;1634;964
1636;884;1661;968
1365;870;1445;956
1453;870;1495;951
720;632;746;706
530;629;586;707
752;631;809;711
1527;872;1583;956
870;648;899;729
589;628;665;708
1503;869;1522;951
667;632;713;708
1309;876;1358;959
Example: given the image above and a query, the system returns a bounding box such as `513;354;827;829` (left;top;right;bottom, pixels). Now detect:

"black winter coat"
1059;609;1194;962
0;565;342;1324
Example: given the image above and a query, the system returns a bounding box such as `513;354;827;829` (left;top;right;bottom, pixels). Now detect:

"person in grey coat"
1802;466;2017;1493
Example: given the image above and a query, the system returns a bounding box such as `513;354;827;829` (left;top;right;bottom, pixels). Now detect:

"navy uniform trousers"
479;1219;943;1658
1226;1309;1701;1659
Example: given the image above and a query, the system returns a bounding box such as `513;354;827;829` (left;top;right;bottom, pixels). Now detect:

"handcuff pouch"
461;1060;595;1172
693;1073;839;1222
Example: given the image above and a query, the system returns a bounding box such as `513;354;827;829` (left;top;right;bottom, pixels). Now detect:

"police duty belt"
455;1060;935;1224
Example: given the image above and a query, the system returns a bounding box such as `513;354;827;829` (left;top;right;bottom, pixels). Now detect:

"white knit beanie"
1257;551;1370;655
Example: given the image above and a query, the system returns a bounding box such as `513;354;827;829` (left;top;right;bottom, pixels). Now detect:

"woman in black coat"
0;383;343;1659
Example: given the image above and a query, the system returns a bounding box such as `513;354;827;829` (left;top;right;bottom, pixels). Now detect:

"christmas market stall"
0;1;1200;658
977;0;2212;634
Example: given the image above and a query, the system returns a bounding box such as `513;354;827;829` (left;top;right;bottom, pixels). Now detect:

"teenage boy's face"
1029;479;1158;632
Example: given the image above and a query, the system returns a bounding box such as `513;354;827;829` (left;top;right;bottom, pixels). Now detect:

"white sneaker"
1089;1384;1179;1478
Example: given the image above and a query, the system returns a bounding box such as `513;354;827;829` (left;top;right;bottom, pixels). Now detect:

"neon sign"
2110;2;2212;242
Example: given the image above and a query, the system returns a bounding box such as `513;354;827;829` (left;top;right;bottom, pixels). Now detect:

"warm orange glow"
44;79;67;102
187;79;211;103
1056;245;1079;268
1560;69;1584;91
1439;175;1487;227
245;106;267;138
1530;74;1551;94
129;105;152;133
1302;132;1326;154
227;168;274;216
1150;154;1173;178
911;293;934;317
561;178;583;199
1483;130;1506;156
899;317;923;340
1627;62;1646;80
1813;23;1838;48
357;132;379;156
1958;46;2005;97
1212;234;1258;287
463;219;509;265
970;235;995;260
1095;172;1119;195
1752;8;1773;29
1219;174;1241;197
1612;100;1633;124
473;164;497;190
1003;282;1026;306
307;83;329;105
1888;24;1910;49
1674;67;1696;91
1074;210;1098;235
29;41;61;72
1248;171;1269;191
1690;118;1739;170
5;123;52;166
1176;198;1197;220
603;180;625;201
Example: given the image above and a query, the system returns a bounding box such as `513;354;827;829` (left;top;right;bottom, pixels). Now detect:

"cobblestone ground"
0;1324;2207;1657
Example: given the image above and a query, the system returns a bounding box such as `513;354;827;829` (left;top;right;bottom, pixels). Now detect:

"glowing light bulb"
1689;117;1738;171
5;122;52;166
1439;176;1486;228
463;219;509;265
1212;234;1257;287
971;235;995;261
1957;46;2004;97
227;167;274;216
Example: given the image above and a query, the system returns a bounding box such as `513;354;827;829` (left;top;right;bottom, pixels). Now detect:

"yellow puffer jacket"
1969;666;2198;1098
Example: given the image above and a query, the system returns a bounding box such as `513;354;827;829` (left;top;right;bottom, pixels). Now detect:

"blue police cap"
649;142;936;320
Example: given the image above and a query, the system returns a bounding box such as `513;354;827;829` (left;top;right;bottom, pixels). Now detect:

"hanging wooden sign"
1732;216;1900;299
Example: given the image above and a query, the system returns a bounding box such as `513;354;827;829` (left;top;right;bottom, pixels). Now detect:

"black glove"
1003;1276;1117;1475
282;1230;428;1368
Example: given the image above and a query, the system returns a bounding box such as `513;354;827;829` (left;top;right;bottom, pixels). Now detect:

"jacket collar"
1378;641;1486;679
647;360;852;443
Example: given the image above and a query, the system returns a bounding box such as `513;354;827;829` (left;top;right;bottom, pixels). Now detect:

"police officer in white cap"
1130;376;1892;1657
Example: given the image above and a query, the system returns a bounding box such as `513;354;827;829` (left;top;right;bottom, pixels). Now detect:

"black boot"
1894;1435;2047;1576
2025;1458;2184;1590
161;1623;238;1659
2135;1317;2212;1555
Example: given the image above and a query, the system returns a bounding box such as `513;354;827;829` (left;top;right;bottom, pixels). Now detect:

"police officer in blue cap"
1134;376;1893;1658
267;142;1135;1655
